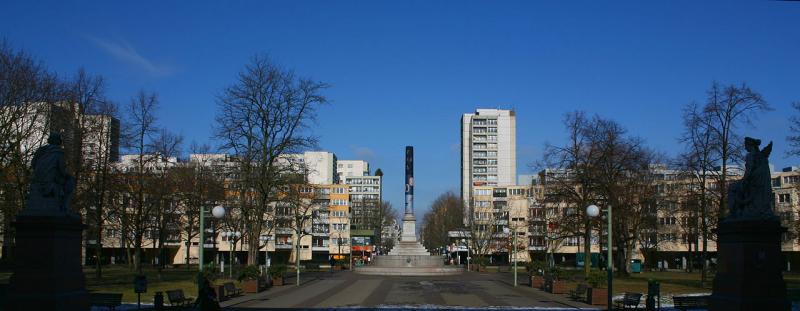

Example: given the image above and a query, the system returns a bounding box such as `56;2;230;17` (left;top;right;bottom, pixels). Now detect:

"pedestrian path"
222;271;598;309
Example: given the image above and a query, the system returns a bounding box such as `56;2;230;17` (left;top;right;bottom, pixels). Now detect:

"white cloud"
350;145;376;161
84;35;173;76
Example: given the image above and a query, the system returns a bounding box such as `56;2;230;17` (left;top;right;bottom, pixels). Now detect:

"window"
333;187;345;194
779;193;792;203
474;189;491;196
785;176;800;184
332;223;348;231
488;127;497;133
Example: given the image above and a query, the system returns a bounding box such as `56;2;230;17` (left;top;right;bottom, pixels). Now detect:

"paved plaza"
221;271;598;310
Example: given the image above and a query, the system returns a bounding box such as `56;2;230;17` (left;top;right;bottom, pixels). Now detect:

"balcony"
276;228;294;235
312;231;330;237
275;243;293;250
312;246;329;252
528;245;546;251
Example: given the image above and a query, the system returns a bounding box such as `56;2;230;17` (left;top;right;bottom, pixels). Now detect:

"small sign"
134;275;147;293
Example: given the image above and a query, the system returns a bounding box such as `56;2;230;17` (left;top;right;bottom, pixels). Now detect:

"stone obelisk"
401;146;417;241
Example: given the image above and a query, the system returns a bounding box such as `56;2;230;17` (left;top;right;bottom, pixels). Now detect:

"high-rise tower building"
461;108;516;226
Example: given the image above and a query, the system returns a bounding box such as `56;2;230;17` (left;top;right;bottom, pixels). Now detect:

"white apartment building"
280;151;338;185
461;108;517;226
337;160;369;181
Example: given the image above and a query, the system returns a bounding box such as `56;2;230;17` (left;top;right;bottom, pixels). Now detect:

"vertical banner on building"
404;146;414;215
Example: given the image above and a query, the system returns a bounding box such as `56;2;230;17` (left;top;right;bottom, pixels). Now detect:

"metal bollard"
154;291;164;310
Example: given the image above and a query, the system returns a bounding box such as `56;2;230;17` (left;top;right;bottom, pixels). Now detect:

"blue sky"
2;1;799;218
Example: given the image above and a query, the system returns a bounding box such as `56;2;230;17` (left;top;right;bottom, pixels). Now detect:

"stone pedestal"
357;212;462;276
5;215;89;311
710;219;790;311
401;213;417;242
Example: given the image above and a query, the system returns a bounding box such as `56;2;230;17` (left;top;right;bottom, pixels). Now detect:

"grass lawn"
83;265;239;304
549;269;800;301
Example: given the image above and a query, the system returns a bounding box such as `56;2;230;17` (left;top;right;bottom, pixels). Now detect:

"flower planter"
271;276;284;286
529;276;544;289
586;287;608;306
242;279;262;293
550;280;568;294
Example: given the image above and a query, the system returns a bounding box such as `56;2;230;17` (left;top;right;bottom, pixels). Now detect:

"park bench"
568;283;588;301
166;289;195;307
223;282;243;298
613;292;642;310
672;295;710;311
89;293;122;311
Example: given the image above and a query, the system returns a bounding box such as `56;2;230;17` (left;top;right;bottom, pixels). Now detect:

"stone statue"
727;137;776;221
24;132;76;216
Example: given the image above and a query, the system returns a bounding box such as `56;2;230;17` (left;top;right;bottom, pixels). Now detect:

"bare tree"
787;102;800;157
679;102;721;285
539;111;601;277
0;41;60;259
148;129;183;278
123;90;160;274
701;82;771;220
421;192;463;251
175;143;225;270
214;55;328;265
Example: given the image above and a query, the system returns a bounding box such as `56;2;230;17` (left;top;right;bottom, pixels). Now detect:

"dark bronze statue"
24;132;75;216
727;137;776;221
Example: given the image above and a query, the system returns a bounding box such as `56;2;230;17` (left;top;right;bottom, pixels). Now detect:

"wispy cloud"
350;145;376;162
84;35;173;76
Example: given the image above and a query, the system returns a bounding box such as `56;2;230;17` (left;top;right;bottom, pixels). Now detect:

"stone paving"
221;271;599;310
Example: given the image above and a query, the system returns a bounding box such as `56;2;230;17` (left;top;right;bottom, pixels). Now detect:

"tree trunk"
95;228;103;279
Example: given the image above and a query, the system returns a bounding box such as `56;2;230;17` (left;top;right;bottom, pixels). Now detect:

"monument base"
5;215;89;311
357;213;462;276
710;219;790;311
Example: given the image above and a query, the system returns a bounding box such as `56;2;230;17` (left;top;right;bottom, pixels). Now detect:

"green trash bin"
630;259;642;273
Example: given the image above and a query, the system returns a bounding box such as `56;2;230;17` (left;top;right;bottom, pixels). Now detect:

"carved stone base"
5;215;88;311
710;219;790;311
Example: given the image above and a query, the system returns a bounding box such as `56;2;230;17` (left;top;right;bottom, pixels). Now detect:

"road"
222;270;598;310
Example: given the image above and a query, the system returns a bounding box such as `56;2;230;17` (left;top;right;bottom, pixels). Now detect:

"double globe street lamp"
586;204;612;309
221;231;241;278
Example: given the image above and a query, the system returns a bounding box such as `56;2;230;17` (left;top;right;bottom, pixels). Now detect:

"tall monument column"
401;146;417;242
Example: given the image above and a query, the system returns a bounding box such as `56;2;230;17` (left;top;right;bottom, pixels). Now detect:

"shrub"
546;266;564;280
472;256;489;267
237;265;261;281
267;264;287;278
587;270;607;288
526;261;546;276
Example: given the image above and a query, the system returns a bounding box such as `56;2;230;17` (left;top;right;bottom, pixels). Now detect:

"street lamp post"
587;204;612;309
504;227;518;287
222;231;241;279
201;205;226;270
259;235;270;273
197;205;225;311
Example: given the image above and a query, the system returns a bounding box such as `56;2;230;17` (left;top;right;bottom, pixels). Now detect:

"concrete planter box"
586;287;608;306
549;280;568;294
242;279;262;293
530;276;544;289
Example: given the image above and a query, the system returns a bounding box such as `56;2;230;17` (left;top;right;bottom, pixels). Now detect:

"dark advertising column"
404;146;414;215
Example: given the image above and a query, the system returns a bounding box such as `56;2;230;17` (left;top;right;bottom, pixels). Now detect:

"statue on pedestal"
726;137;776;221
24;132;76;217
